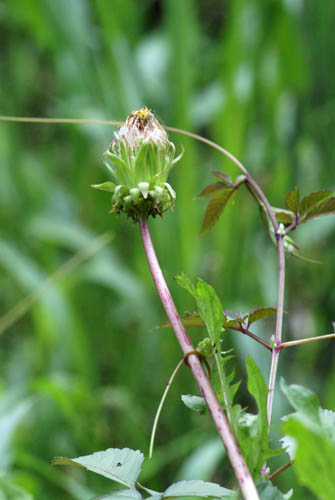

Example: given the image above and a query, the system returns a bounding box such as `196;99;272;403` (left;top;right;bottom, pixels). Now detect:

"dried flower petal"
93;107;183;222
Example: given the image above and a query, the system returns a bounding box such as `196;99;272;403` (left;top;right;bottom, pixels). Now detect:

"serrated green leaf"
95;489;143;500
285;187;300;214
303;195;335;221
196;280;223;343
211;170;234;186
235;357;281;476
91;182;117;193
256;481;292;500
299;190;335;218
175;273;198;298
200;188;234;235
247;307;277;326
280;379;320;421
319;409;335;443
176;276;224;343
281;419;335;500
52;448;144;488
247;357;268;423
197;182;230;198
230;380;241;400
280;433;296;460
181;394;208;415
163;479;234;498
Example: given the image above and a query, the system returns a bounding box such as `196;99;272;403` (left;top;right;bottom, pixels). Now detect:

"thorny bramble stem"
139;217;259;500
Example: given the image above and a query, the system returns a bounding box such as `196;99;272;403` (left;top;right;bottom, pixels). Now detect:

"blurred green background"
0;0;334;498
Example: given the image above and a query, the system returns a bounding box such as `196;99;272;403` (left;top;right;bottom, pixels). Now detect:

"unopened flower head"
92;107;183;222
113;107;169;152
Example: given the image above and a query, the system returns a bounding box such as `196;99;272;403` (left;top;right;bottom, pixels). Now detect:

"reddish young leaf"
300;190;335;219
197;182;230;198
156;313;206;330
247;307;277;327
212;170;234;186
304;196;335;221
285;187;300;215
200;188;234;235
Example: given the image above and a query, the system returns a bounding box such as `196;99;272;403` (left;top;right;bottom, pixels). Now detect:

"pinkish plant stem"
139;217;259;500
267;236;285;424
167;126;287;427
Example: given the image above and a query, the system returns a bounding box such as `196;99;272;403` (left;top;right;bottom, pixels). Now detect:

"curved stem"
0;115;122;126
149;357;184;459
165;126;279;232
139;218;259;500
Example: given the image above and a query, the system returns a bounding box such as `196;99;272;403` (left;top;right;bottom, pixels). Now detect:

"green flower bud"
93;107;183;222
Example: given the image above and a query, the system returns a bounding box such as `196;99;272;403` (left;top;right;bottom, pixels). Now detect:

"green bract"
92;107;183;222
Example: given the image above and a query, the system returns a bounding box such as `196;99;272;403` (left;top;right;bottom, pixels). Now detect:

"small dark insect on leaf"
116;462;122;466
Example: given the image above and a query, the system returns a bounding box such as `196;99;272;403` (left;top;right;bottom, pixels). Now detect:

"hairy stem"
139;218;259;500
267;236;285;424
